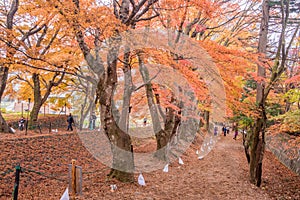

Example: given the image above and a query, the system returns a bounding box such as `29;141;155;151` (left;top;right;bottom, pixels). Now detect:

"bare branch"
135;13;159;22
41;28;60;55
16;74;33;89
113;0;120;18
124;0;148;25
132;0;159;24
36;25;48;47
134;69;161;91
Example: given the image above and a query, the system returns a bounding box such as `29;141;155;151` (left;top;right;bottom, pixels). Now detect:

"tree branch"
134;68;161;91
6;0;19;29
135;13;159;22
36;25;48;47
41;27;60;55
16;74;33;89
131;0;159;24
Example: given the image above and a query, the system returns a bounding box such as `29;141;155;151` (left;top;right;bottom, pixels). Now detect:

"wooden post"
71;159;76;200
13;165;21;200
49;122;51;134
21;103;23;117
25;98;31;135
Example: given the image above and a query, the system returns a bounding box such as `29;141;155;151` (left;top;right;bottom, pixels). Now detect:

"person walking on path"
214;126;218;136
67;113;74;131
222;126;226;136
233;128;238;140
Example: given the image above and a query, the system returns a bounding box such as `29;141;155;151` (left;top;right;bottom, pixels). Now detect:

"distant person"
233;128;238;140
221;126;224;134
226;127;230;134
214;126;218;136
18;117;26;131
67;113;74;131
143;117;147;126
222;126;226;136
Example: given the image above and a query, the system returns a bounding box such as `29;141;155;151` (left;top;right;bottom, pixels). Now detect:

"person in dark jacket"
222;126;226;136
19;117;26;131
67;113;74;131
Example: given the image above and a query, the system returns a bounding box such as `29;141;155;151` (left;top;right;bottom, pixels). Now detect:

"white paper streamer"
60;187;69;200
163;164;169;172
178;157;184;165
138;173;146;186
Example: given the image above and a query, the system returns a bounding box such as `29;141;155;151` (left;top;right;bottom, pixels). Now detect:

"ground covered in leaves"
0;128;299;200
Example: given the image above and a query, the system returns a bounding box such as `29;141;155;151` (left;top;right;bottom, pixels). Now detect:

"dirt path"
97;134;271;200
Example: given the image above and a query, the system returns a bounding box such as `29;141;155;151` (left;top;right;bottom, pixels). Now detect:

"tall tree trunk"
71;0;134;182
243;126;251;164
0;67;12;133
138;53;162;133
98;34;134;182
138;53;170;160
248;0;298;186
138;52;181;161
79;84;90;130
30;72;65;125
88;87;96;129
30;73;42;124
249;111;266;186
105;118;134;182
70;0;159;182
79;81;96;130
248;0;269;186
284;101;291;113
80;97;93;130
0;0;19;133
0;68;12;133
119;47;133;132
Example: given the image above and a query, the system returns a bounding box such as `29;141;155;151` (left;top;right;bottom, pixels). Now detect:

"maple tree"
7;70;66;124
0;0;20;133
137;52;188;160
50;0;161;182
0;0;45;132
154;0;259;119
159;0;299;186
2;0;79;126
236;0;300;186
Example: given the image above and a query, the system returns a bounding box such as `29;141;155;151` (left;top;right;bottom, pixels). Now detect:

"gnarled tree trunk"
30;73;42;124
247;0;298;186
249;107;266;186
247;0;269;187
138;53;181;161
119;46;133;132
0;67;12;133
69;0;158;182
29;72;65;126
98;34;134;182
